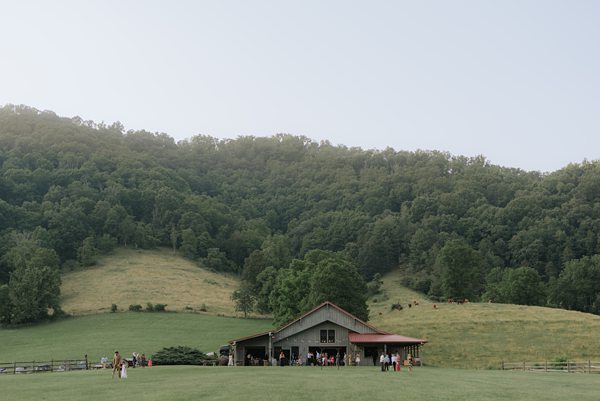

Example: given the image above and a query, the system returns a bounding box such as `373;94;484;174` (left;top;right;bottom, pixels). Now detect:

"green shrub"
96;234;117;253
111;304;118;313
200;303;207;312
152;346;210;365
414;277;432;293
129;304;142;312
372;293;389;303
553;356;568;363
154;303;167;312
146;303;154;312
366;273;383;297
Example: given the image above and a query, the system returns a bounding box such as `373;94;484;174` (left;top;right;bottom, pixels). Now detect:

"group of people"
304;351;359;367
131;352;148;368
108;351;150;379
379;352;413;373
238;350;415;370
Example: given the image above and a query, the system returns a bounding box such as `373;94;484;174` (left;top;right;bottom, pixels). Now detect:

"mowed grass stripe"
0;313;272;363
1;366;599;401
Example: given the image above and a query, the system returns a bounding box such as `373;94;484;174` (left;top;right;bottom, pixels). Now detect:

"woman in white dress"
121;361;128;379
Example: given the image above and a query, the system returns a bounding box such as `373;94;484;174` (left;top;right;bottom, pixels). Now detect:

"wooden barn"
229;301;426;366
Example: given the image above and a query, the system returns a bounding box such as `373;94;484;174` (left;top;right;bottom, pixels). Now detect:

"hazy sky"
1;1;598;172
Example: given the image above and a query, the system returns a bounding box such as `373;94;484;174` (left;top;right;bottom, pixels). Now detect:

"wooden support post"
13;361;16;375
501;360;504;370
545;360;547;372
589;360;591;374
567;361;571;373
523;361;526;371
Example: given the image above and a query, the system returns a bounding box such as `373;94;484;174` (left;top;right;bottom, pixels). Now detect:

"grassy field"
2;365;599;401
369;269;600;368
0;312;272;363
61;248;242;316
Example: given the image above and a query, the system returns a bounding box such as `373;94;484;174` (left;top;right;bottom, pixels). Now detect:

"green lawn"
0;313;272;363
2;366;598;401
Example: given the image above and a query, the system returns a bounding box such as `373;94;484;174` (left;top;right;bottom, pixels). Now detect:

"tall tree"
436;239;482;300
231;283;255;318
551;255;600;313
306;257;369;321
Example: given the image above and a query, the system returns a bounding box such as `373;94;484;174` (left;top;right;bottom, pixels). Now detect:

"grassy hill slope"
0;313;272;363
369;269;600;368
61;248;241;316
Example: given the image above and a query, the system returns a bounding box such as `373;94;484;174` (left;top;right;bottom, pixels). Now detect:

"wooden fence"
502;361;600;373
0;358;89;375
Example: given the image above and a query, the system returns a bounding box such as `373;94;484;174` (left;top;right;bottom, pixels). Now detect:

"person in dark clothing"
279;351;285;367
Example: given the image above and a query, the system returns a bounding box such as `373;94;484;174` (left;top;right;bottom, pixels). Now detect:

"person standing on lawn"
112;351;122;379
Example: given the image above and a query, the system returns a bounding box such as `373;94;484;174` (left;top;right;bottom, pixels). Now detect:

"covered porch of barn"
349;333;427;366
230;331;273;366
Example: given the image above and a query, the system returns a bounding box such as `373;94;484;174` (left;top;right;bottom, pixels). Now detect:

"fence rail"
0;358;89;375
502;361;600;373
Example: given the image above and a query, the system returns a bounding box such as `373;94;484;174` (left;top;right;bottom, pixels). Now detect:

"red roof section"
349;333;427;344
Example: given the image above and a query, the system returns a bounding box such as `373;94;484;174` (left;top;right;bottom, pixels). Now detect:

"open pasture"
60;248;242;316
2;365;599;401
370;269;600;368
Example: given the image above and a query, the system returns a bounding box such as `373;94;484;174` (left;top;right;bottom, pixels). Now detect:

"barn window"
320;329;335;343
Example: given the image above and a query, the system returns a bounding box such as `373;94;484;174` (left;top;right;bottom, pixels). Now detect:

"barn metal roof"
348;333;427;344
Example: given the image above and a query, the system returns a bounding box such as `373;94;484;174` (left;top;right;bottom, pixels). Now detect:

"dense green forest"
1;105;600;324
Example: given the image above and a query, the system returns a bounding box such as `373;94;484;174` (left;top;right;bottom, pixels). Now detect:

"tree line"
1;104;600;325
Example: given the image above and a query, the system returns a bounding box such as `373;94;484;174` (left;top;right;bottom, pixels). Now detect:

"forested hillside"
1;105;600;325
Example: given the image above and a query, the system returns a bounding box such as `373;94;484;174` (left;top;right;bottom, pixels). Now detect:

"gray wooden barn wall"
274;304;378;342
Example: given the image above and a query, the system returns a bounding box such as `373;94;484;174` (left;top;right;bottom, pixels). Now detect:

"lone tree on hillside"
232;284;255;318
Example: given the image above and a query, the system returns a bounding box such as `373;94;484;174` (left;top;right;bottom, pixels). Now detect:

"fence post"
567;361;571;373
501;360;504;370
545;360;547;372
51;359;54;372
589;360;591;373
13;361;16;375
523;361;526;371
